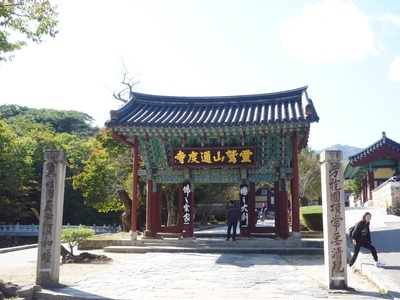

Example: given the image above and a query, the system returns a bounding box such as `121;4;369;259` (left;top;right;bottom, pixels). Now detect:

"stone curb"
0;243;37;254
347;246;400;300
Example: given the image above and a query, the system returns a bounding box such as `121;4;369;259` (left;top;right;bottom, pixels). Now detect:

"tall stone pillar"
320;150;347;289
36;150;66;286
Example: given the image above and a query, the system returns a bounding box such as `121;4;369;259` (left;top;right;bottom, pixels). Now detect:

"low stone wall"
348;194;358;207
372;181;400;209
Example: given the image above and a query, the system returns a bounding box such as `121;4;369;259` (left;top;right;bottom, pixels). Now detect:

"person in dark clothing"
348;212;385;272
225;200;240;241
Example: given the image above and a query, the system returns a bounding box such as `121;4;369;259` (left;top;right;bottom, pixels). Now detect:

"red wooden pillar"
178;183;184;235
145;179;153;237
361;179;366;204
239;178;250;238
248;182;256;233
182;181;192;238
155;183;162;231
189;183;195;237
274;181;280;235
280;178;290;239
150;180;159;237
131;136;138;232
291;131;300;233
368;171;374;200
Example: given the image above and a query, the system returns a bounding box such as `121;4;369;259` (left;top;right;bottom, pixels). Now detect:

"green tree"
1;113;106;225
345;178;361;198
298;146;321;206
0;0;59;62
194;183;237;225
0;105;98;138
72;128;145;231
61;226;94;255
0;120;36;223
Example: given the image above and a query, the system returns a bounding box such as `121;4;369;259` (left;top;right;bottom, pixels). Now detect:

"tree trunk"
165;184;178;226
200;211;208;226
117;189;132;232
166;193;175;226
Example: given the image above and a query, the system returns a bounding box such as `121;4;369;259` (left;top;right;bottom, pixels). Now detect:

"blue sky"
1;0;400;151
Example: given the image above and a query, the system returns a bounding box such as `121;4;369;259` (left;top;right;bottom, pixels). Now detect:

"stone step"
102;245;323;255
97;237;323;254
141;237;323;248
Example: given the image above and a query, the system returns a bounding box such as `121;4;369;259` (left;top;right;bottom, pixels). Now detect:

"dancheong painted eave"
105;86;319;129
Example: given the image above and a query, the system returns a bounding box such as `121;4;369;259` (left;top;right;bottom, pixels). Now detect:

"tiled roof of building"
344;132;400;180
106;86;319;128
347;132;400;165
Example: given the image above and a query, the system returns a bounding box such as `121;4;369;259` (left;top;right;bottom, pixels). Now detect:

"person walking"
225;200;240;241
348;212;385;272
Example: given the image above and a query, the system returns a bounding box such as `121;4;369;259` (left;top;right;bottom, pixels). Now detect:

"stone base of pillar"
290;231;302;239
129;230;138;240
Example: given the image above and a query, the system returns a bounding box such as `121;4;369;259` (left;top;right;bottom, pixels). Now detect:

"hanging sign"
240;184;249;227
182;183;191;225
172;146;256;168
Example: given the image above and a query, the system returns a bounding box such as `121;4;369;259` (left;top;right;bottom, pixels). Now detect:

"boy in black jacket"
348;212;385;272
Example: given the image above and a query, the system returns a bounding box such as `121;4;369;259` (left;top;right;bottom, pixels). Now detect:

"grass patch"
300;205;323;231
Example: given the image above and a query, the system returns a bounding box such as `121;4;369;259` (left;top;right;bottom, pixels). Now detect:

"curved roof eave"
105;86;319;128
347;132;400;166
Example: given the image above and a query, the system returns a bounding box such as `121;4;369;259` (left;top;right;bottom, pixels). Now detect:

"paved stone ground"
37;252;390;300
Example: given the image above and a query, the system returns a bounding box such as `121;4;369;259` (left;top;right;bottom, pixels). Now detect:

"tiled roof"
106;86;319;128
347;132;400;165
344;132;400;180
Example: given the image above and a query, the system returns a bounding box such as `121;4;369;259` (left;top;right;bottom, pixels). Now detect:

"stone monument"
320;150;347;289
36;150;66;285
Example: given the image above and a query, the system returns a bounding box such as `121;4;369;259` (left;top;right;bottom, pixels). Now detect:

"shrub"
61;226;95;255
300;205;323;231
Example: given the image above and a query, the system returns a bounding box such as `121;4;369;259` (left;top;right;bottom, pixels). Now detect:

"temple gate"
106;86;319;239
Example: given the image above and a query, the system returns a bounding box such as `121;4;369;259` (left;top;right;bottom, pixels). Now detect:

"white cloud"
388;56;400;82
378;13;400;27
280;0;376;63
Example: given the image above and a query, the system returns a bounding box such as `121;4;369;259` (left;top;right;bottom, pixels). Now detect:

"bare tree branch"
112;59;140;103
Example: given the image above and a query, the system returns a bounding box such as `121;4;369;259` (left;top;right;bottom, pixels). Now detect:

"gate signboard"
172;146;256;168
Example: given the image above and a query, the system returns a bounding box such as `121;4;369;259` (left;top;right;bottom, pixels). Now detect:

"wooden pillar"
368;171;374;200
274;181;280;234
178;183;184;234
131;136;138;232
239;178;250;237
291;131;300;234
280;178;290;239
156;183;162;231
361;178;367;204
248;182;256;233
145;179;153;237
267;188;272;212
189;183;195;237
150;181;158;237
182;181;191;238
